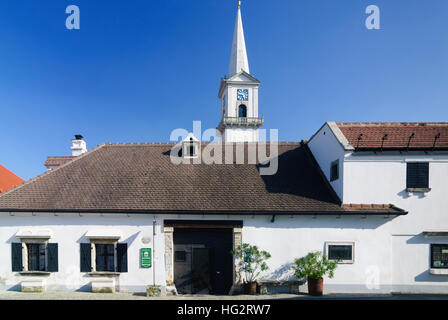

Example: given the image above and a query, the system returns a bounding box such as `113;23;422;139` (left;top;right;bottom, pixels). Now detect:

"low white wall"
0;213;165;292
0;213;446;293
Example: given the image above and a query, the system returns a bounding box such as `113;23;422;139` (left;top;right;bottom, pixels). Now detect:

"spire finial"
237;1;241;8
228;0;249;76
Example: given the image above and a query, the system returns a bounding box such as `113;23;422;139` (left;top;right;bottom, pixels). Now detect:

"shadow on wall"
261;262;297;281
397;189;426;199
7;284;21;292
406;233;448;283
122;231;140;246
414;270;448;283
406;233;427;244
75;283;91;292
5;234;18;244
243;215;393;230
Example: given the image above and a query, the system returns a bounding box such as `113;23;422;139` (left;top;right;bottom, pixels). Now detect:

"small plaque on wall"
141;248;152;268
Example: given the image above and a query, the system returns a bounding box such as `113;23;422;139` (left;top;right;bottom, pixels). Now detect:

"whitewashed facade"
0;3;447;296
308;121;448;293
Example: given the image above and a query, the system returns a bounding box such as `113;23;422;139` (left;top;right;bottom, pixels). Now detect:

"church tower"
217;1;263;143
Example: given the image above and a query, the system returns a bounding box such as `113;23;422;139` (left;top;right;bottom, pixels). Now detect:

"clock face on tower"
237;89;249;101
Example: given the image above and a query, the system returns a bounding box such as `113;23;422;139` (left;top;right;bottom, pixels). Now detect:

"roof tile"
0;142;405;215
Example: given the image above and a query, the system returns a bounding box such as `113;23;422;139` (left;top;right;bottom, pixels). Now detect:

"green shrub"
293;251;338;280
231;243;271;283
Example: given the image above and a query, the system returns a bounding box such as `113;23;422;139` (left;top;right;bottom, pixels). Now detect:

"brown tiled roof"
44;156;75;167
0;142;406;215
336;122;448;150
0;164;24;193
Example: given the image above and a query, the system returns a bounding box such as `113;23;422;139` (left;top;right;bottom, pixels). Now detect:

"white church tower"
217;1;263;143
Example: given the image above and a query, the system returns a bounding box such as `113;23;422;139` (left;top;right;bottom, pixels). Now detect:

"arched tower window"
238;104;247;118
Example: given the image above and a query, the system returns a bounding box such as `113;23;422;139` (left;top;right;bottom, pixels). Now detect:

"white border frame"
325;241;355;264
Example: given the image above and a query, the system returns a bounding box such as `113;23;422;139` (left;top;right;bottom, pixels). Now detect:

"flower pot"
244;282;257;295
307;277;323;296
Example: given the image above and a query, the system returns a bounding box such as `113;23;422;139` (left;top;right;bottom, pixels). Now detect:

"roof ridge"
45;156;76;159
0;143;107;200
103;141;301;145
336;122;448;127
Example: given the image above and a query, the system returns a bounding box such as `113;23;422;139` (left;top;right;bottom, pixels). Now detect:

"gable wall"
307;123;346;202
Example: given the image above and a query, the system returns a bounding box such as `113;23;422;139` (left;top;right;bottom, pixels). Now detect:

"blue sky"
0;0;447;180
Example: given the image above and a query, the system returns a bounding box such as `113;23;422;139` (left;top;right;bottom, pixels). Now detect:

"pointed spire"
228;1;249;77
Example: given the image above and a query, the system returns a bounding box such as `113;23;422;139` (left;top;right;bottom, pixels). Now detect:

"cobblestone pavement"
1;291;448;300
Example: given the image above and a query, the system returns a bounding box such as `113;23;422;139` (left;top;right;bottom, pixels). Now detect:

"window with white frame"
431;244;448;269
325;242;354;263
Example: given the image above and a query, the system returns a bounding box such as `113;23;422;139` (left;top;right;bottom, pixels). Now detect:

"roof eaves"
0;143;107;199
0;208;408;216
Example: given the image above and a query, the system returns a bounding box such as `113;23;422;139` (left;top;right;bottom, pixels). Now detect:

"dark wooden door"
192;248;212;293
173;228;233;295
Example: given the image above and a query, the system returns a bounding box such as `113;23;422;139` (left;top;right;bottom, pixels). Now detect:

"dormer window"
182;134;200;159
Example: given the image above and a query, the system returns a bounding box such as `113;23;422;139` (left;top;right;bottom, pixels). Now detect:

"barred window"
27;243;46;271
95;244;115;272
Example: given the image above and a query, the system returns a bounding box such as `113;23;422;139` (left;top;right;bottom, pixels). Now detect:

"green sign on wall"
141;248;152;268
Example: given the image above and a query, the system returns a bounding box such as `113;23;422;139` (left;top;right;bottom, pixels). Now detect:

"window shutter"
80;243;92;272
47;243;58;272
407;162;429;188
419;163;429;188
11;243;23;272
116;243;128;273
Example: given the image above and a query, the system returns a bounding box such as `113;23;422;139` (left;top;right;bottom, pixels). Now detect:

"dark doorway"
173;228;233;295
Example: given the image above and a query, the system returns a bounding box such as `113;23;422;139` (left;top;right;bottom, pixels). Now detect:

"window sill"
88;272;120;277
406;188;431;193
19;271;51;276
330;260;354;264
430;268;448;275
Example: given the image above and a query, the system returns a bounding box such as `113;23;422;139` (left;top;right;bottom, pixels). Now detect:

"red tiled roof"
44;156;75;167
336;122;448;150
0;164;24;193
341;204;403;212
0;142;406;215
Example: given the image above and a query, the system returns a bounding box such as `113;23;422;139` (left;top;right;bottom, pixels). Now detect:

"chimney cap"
74;135;84;140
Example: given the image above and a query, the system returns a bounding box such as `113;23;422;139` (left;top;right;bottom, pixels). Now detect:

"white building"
307;121;448;292
0;3;447;295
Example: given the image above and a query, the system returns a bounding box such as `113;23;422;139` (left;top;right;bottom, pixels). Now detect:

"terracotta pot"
307;277;323;296
244;282;257;295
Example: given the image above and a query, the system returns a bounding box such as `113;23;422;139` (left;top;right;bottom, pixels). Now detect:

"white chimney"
71;135;87;156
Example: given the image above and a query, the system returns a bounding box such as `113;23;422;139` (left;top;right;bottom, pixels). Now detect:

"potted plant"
292;251;337;296
231;243;271;295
